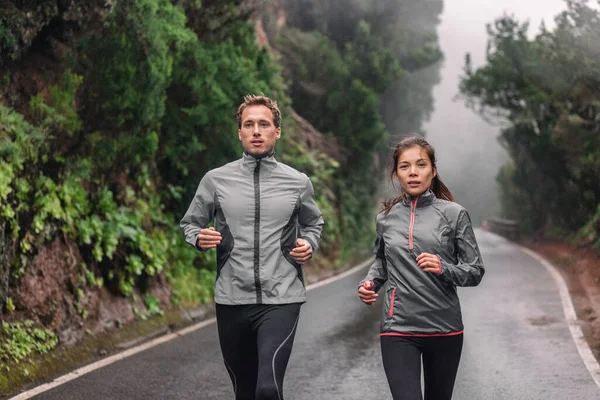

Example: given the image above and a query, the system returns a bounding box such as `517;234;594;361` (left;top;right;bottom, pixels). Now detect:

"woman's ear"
432;167;437;179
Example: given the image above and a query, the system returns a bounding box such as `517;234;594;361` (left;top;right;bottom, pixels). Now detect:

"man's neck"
244;150;275;160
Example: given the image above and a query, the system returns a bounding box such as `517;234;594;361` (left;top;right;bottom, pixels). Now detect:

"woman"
358;136;485;400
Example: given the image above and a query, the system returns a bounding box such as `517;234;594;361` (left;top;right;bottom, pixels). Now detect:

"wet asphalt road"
27;231;600;399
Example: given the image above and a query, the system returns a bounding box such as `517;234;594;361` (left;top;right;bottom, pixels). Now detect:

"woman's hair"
381;136;454;214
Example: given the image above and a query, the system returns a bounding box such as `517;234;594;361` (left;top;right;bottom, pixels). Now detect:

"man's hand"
197;227;222;249
289;238;312;264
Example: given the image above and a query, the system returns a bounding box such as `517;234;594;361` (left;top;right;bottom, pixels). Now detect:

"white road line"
483;229;600;390
9;259;372;400
519;245;600;389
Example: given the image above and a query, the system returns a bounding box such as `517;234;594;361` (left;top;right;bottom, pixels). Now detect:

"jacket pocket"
387;287;397;318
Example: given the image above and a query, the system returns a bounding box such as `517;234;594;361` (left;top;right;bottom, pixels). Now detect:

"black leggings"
380;334;463;400
216;303;301;400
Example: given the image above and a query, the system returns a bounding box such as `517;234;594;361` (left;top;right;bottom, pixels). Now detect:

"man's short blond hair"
236;95;282;128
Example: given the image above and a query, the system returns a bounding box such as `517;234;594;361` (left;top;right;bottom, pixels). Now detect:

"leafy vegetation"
266;0;444;250
0;321;57;367
460;0;600;246
0;0;444;371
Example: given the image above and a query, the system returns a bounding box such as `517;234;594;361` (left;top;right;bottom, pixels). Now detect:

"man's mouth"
251;140;263;146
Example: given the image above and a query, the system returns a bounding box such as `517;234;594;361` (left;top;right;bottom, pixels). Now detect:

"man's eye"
260;123;269;128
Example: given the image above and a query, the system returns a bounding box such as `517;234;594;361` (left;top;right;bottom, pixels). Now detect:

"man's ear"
276;127;281;140
238;129;242;141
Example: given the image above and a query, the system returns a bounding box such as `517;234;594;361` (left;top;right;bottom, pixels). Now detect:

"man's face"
238;105;281;158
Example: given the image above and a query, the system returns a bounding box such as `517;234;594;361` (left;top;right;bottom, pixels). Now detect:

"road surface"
23;231;600;399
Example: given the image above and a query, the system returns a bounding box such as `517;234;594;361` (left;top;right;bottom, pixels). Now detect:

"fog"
423;0;568;224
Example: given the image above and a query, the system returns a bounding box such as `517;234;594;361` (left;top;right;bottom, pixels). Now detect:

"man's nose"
253;123;260;134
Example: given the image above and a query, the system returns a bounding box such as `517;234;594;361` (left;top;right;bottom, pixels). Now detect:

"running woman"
358;136;485;400
180;95;324;400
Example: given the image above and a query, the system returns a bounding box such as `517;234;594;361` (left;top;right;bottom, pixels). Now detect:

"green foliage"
277;28;391;159
29;72;83;136
275;27;392;248
576;204;600;250
460;0;600;240
0;20;17;61
279;0;444;137
5;298;15;313
160;20;287;212
83;0;194;132
0;321;57;367
133;294;164;320
279;126;341;253
166;230;216;306
270;0;445;250
1;0;445;350
0;104;51;270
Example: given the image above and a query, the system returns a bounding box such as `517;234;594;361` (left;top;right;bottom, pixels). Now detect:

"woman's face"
394;145;437;198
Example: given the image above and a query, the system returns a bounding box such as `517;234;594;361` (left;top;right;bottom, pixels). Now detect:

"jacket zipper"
389;288;396;317
253;159;262;303
409;198;418;250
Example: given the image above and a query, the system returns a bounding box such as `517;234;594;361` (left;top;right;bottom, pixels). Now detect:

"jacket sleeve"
359;216;388;292
439;209;485;287
298;177;324;255
179;174;215;251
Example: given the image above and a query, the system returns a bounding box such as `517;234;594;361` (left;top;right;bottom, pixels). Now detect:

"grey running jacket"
180;153;324;305
360;190;484;336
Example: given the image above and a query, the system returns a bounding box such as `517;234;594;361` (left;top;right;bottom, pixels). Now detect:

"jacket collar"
241;151;278;173
400;189;436;208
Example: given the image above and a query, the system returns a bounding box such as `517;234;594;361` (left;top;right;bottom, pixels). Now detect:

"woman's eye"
399;165;408;169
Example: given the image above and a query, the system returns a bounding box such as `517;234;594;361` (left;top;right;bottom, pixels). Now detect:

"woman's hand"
358;286;378;305
416;252;442;274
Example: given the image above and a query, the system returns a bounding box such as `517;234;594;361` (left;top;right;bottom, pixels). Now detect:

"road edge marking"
9;258;372;399
516;243;600;389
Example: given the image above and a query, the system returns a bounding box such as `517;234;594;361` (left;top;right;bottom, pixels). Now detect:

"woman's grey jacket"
360;190;484;336
180;153;324;305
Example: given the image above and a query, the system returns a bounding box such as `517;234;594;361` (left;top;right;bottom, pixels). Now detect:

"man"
180;95;324;400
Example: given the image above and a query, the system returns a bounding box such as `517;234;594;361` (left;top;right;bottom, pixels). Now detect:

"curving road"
20;230;600;399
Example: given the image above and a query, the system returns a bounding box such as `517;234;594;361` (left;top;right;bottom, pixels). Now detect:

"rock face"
12;236;171;346
14;238;85;344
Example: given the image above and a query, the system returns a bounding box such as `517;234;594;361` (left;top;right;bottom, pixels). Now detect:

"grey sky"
423;0;568;223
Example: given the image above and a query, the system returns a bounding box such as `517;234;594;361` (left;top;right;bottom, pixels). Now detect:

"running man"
180;95;324;400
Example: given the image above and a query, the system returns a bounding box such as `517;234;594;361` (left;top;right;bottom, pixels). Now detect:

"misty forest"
0;0;599;395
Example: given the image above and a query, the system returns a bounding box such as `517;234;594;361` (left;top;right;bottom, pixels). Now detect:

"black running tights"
380;334;463;400
216;303;301;400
